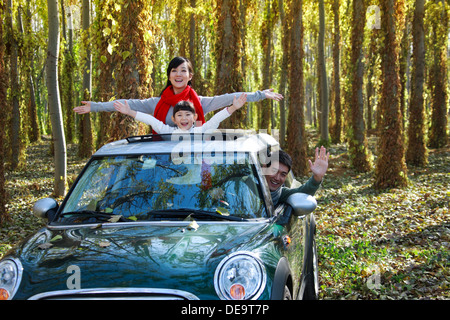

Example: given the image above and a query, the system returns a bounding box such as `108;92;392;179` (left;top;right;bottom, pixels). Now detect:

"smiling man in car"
265;147;329;206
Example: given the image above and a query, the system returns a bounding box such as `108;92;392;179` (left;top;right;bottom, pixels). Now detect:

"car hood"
12;221;277;299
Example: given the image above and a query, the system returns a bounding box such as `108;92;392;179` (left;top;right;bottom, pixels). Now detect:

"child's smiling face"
172;110;198;131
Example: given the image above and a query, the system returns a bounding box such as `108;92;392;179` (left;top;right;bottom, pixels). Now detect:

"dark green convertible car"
0;132;318;300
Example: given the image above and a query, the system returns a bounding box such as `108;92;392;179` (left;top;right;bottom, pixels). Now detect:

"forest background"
0;0;448;299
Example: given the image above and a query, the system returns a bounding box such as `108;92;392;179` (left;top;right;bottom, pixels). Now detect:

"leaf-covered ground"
314;137;449;300
0;141;85;257
1;137;448;299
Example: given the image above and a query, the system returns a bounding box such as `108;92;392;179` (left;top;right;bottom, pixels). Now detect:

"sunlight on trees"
1;0;448;203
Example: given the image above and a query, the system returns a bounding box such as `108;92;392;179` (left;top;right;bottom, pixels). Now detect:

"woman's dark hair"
173;100;196;116
159;57;194;96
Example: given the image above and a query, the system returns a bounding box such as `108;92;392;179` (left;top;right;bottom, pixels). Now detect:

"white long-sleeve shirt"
91;91;266;126
134;108;231;134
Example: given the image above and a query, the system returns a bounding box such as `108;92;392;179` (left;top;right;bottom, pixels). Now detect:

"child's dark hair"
173;100;196;115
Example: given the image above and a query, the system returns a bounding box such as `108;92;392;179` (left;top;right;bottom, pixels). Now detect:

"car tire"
302;237;319;300
283;285;292;300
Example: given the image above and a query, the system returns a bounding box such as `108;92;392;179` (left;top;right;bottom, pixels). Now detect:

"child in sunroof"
114;93;247;134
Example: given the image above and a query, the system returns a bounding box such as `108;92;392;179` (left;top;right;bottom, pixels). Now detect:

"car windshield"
59;152;267;223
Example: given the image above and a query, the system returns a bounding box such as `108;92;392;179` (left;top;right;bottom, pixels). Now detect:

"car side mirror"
33;198;59;221
286;193;317;217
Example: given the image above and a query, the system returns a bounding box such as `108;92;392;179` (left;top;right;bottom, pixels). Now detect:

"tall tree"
348;0;372;172
61;2;75;144
78;0;93;157
189;0;197;85
6;0;21;170
330;0;342;143
406;0;427;166
287;0;308;176
215;0;245;129
107;0;154;141
375;0;408;189
94;0;116;148
427;0;448;149
317;0;329;145
259;0;276;131
366;29;379;132
278;0;290;148
0;2;10;225
19;4;40;143
46;0;67;196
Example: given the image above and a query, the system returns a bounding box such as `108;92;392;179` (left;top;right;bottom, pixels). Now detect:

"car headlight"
0;258;23;300
214;251;266;300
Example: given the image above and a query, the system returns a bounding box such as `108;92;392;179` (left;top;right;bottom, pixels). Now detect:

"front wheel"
283;285;292;300
302;237;319;300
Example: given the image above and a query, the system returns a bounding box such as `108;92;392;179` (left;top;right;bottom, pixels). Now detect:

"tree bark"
287;0;308;177
349;0;372;172
61;2;75;144
374;0;408;189
19;5;40;143
406;0;427;166
107;0;154;141
278;0;290;148
330;0;341;143
78;0;93;157
0;2;10;225
259;0;274;131
428;0;448;149
215;0;244;129
7;0;21;170
46;0;67;196
318;0;329;145
95;0;115;148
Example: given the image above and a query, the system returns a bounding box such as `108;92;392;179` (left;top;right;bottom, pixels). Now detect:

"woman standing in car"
74;56;283;127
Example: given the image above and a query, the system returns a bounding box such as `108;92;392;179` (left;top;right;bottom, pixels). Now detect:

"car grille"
28;288;200;300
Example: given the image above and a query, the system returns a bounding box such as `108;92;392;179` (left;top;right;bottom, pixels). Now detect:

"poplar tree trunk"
278;0;289;148
0;2;10;225
215;0;244;129
406;0;427;166
287;0;308;177
189;0;196;87
107;0;154;141
95;0;115;148
78;0;93;157
46;0;67;196
375;0;408;189
62;3;75;144
349;0;371;172
20;5;40;143
259;0;273;131
331;0;342;143
428;0;448;149
318;0;329;145
7;0;21;170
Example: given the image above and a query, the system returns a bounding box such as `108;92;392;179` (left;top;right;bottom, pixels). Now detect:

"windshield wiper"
189;209;247;221
146;208;247;221
59;210;127;222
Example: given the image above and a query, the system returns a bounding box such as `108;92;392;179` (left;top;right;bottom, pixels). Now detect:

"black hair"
159;57;194;96
269;150;292;172
173;100;196;116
